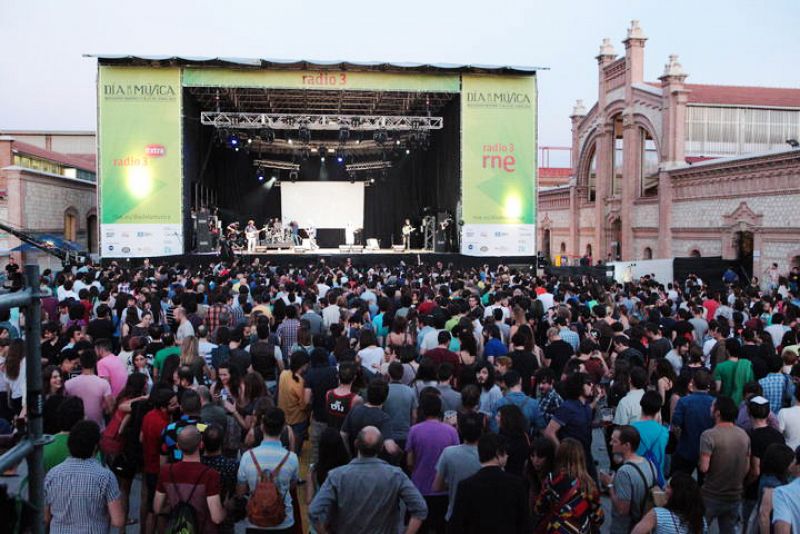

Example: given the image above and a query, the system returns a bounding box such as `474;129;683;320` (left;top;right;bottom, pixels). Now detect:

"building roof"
672;145;800;171
10;140;96;172
539;167;572;179
643;82;800;108
85;54;545;74
0;130;95;137
685;84;800;108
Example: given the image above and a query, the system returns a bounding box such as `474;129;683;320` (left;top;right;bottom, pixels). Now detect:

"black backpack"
165;465;209;534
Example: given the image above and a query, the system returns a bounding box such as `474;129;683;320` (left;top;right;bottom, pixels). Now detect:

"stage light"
370;178;376;184
318;145;326;162
396;139;401;146
337;157;344;163
247;138;253;145
405;149;411;155
227;133;240;149
320;154;326;162
271;176;277;181
256;167;266;181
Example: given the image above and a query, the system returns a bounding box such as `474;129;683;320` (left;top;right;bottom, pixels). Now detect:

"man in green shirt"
43;396;85;473
712;338;753;405
152;333;180;381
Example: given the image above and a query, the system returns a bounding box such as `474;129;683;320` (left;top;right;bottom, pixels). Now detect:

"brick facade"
538;21;800;279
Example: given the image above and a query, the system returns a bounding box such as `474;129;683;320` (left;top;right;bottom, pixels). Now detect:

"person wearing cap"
742;395;786;524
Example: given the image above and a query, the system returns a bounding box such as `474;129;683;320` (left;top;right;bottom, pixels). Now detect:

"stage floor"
234;247;430;255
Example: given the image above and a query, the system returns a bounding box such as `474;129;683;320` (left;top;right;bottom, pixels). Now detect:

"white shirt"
777;405;800;451
764;324;790;346
322;305;340;331
613;388;644;425
537;292;555;311
357;346;384;373
420;329;443;353
665;349;683;375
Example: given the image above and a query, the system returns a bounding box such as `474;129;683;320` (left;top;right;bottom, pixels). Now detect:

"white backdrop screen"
280;182;364;228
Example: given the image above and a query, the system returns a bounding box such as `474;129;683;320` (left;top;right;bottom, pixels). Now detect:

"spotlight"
227;133;240;149
337;156;344;163
369;178;376;184
336;147;345;163
396;139;401;146
256;167;265;181
299;126;311;144
405;149;411;155
319;145;326;162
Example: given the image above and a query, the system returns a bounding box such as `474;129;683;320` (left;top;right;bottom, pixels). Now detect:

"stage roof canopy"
86;54;545;74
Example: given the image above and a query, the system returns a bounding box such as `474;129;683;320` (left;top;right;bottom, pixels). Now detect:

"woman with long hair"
278;351;310;455
631;472;706;534
534;438;604;534
475;361;502;416
655;358;677;424
529;437;556;500
100;372;148;529
179;335;208;385
456;330;478;389
356;329;383;375
497;404;531;477
412;358;438;399
42;365;66;435
4;339;26;416
386;315;413;347
131;349;154;393
120;305;140;339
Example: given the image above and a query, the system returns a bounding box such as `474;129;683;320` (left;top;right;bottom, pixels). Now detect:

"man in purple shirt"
406;393;459;533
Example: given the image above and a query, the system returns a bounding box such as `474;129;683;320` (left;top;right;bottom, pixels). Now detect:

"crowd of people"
1;256;800;533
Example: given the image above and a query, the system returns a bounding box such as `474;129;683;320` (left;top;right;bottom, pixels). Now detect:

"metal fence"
0;265;45;534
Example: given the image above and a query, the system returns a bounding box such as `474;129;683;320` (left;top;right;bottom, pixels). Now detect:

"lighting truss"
345;161;393;172
201;112;443;131
252;159;300;171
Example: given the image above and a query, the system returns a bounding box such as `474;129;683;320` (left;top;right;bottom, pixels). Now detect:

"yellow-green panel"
182;67;460;93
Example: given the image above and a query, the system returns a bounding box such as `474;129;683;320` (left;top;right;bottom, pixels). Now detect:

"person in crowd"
544;372;598;479
277;351;310;456
713;338;754;406
406;394;460;533
432;412;483;524
202;422;240;534
44;420;125;532
613;366;648;426
305;426;351;509
632;390;669;486
43;396;85;473
475;361;502;416
742;395;786;524
534;367;563;423
237;407;300;534
384;361;418;449
154;425;225;532
492;370;546;433
324;361;362;430
534;437;604;534
600;425;658;534
767;444;800;534
309;426;428;534
303;347;338;465
630;472;706;534
777;380;800;450
670;369;715;478
64;349;114;428
448;432;530;534
141;387;177;534
698;395;751;534
340;378;401;457
435;363;462;413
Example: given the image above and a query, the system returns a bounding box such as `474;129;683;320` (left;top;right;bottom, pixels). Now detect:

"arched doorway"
735;231;754;278
643;247;653;260
608;218;622;262
87;215;98;254
542;229;551;260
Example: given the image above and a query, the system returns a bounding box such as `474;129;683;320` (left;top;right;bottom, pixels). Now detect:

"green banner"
98;67;182;225
182;67;460;93
461;74;537;225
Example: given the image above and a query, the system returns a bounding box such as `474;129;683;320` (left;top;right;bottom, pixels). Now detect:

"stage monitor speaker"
366;238;379;250
195;213;212;253
350;245;364;253
392;245;406;253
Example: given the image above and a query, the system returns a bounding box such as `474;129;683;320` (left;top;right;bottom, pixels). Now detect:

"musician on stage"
245;219;258;253
402;218;415;250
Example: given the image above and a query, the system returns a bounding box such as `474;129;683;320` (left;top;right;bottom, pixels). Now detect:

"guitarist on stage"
401;218;415;250
245;219;258;253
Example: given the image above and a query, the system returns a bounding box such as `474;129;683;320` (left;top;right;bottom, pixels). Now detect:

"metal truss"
253;159;300;171
201;111;443;131
345;161;393;172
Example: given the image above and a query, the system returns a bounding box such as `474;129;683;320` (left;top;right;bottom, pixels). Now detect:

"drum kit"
226;218;317;251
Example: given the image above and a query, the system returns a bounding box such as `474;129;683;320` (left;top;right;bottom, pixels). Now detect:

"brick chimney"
659;54;689;166
623;20;647;87
596;38;616;110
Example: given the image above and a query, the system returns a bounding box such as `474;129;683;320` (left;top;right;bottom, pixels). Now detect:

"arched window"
640;128;659;196
611;115;624;197
584;145;597;202
586;244;593;258
643;247;653;260
560;242;566;253
64;208;78;242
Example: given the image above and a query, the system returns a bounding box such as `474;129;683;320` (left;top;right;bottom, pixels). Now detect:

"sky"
1;0;798;166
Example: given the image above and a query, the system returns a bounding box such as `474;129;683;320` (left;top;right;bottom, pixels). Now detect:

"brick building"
539;21;800;279
0;131;97;265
